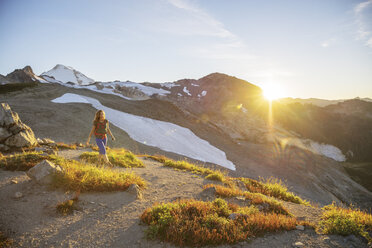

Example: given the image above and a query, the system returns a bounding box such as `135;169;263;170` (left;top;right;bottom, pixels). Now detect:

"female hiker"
86;110;116;166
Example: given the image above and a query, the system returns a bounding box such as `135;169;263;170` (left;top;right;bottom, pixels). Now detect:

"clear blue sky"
0;0;371;99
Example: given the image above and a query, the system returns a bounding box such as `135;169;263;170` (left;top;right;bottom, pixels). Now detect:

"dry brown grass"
141;198;298;246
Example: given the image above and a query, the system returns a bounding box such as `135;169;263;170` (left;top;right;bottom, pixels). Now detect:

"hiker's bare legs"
104;154;113;167
98;154;104;166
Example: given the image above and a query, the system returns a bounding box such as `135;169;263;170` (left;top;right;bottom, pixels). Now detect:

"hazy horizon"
1;0;372;99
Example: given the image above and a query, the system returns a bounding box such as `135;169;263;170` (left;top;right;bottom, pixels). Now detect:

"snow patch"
161;82;178;89
34;75;48;83
309;142;346;162
52;93;90;104
183;86;192;96
191;83;199;87
51;93;236;170
201;90;207;96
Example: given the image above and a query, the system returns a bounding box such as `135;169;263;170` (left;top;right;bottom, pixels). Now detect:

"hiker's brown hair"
94;110;105;122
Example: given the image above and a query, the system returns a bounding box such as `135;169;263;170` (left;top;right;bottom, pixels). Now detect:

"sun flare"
262;84;286;101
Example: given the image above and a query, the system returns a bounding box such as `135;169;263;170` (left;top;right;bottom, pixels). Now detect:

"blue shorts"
95;137;107;155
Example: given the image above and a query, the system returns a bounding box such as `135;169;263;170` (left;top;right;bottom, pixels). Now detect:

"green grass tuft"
141;198;298;246
145;155;226;182
0;151;49;171
204;184;290;215
316;202;372;243
205;172;225;182
238;177;310;206
50;155;146;192
80;148;144;168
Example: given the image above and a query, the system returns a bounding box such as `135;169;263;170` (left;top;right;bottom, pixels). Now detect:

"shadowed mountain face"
148;73;372;164
146;72;264;115
2;66;37;83
271;100;372;163
0;66;40;92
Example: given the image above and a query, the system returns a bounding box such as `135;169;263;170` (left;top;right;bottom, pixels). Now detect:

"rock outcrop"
0;103;37;150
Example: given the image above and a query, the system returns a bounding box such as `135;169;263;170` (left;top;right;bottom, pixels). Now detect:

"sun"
262;84;286;101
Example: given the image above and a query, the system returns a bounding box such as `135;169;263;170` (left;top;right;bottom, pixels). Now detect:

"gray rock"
228;213;239;220
0;103;20;126
5;129;37;147
257;202;270;211
14;192;23;198
127;184;143;199
201;186;217;200
96;83;104;90
296;225;305;231
293;241;304;247
27;160;64;185
0;144;9;151
0;127;12;142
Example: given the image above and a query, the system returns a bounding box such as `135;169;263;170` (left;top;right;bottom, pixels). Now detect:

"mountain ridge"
1;64;372;207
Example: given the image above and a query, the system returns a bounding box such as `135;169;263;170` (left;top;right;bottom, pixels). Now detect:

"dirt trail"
0;148;368;248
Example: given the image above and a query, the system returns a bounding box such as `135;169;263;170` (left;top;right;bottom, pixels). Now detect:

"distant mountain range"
278;97;372;107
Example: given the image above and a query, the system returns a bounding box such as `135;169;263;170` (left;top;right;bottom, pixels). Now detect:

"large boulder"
0;103;38;150
127;184;143;199
5;130;37;147
27;160;64;185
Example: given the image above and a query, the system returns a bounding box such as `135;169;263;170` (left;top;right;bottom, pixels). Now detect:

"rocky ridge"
0;66;42;85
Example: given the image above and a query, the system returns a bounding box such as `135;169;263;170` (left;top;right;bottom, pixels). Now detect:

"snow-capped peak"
41;64;95;86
